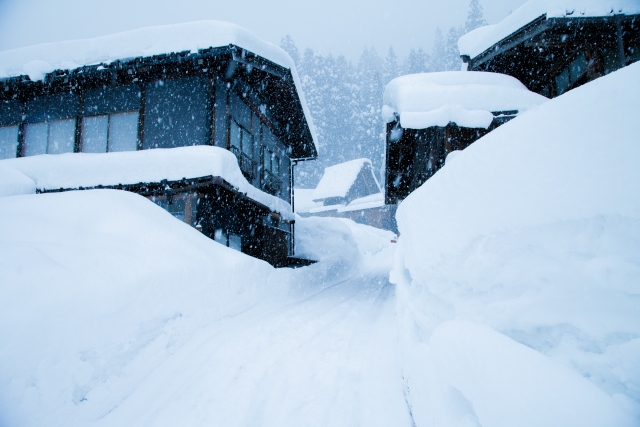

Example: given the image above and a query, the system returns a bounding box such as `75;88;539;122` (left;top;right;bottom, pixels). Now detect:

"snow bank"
0;187;395;426
382;72;546;129
0;145;293;219
0;20;318;154
293;188;322;213
459;0;640;59
391;63;640;426
0;189;287;426
312;158;374;201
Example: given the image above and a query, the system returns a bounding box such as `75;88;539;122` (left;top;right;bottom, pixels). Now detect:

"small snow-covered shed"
0;21;318;267
296;159;396;230
312;159;381;207
382;71;546;204
459;0;640;97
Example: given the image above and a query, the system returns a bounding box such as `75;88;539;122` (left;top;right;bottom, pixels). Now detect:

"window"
24;118;76;156
230;120;253;155
0;125;19;159
214;228;242;251
230;120;254;177
82;111;139;153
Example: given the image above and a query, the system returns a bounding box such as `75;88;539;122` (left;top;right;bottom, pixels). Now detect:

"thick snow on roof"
391;63;640;426
459;0;640;59
0;20;318;154
0;146;293;219
312;158;375;201
308;192;384;214
293;188;323;213
382;72;547;129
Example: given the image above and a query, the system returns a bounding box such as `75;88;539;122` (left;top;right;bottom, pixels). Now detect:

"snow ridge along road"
0;192;412;427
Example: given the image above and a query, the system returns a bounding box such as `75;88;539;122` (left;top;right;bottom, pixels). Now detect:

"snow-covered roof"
308;192;385;214
382;72;547;129
0;20;318;155
459;0;640;59
0;146;293;220
312;159;377;201
293;188;323;213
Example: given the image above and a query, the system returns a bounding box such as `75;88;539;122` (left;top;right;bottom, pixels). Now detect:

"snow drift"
391;62;640;426
0;185;395;426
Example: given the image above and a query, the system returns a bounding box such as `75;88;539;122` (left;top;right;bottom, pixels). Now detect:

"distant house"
459;0;640;97
296;159;396;230
0;21;318;267
382;71;546;205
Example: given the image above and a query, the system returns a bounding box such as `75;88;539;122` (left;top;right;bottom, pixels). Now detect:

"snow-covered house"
295;159;395;230
382;71;547;205
0;21;318;266
459;0;640;97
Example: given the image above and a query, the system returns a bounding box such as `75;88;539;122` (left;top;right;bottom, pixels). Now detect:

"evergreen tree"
464;0;488;33
431;27;446;72
279;35;300;65
443;26;464;71
383;47;399;84
405;48;431;74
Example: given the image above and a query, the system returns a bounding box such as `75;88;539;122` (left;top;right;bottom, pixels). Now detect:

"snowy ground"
0;190;411;427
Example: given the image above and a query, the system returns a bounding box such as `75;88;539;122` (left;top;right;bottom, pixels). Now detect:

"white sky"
0;0;526;61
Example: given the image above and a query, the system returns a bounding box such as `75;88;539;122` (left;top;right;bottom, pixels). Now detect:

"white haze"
0;0;526;60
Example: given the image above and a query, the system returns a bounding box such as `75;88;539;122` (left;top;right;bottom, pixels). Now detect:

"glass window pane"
48;118;76;154
82;116;109;153
230;121;241;149
24;122;48;156
272;153;279;175
242;129;253;156
109;112;138;152
214;229;227;245
264;149;271;172
228;234;242;251
0;126;19;159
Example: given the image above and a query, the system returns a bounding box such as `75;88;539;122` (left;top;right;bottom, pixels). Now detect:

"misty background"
0;0;526;187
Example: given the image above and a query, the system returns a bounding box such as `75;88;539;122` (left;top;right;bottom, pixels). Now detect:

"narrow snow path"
92;270;413;427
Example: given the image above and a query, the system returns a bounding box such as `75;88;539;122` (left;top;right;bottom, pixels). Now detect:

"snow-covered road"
92;270;412;427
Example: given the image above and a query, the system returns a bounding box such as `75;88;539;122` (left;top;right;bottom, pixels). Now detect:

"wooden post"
137;83;146;150
616;18;627;68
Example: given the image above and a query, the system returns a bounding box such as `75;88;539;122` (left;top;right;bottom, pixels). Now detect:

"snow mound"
382;72;547;129
0;189;286;426
0;145;293;219
0;188;396;426
391;62;640;426
459;0;640;59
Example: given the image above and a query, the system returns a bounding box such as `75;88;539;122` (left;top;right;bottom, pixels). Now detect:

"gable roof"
312;159;380;202
382;71;547;129
458;0;640;60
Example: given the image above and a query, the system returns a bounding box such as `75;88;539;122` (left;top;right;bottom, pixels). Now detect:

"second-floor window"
230;120;254;178
24;118;76;156
0;125;19;159
81;111;139;153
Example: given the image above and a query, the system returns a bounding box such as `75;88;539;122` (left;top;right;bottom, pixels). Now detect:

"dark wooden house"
295;159;397;231
383;71;546;205
0;21;317;267
459;1;640;97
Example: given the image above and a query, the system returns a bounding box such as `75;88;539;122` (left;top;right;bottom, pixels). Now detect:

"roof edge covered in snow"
0;146;294;220
458;0;640;60
382;71;547;130
312;159;379;201
0;20;318;156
